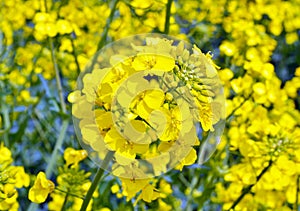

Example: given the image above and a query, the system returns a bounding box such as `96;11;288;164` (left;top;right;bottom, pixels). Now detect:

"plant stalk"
228;160;273;210
164;0;173;34
80;151;114;211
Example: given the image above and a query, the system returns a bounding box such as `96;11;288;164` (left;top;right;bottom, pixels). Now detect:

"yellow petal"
144;90;165;109
28;172;54;203
136;101;152;120
120;178;149;200
153;55;175;71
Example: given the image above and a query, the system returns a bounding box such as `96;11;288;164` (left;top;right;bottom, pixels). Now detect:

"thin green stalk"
163;0;173;34
56;187;84;200
97;0;119;51
186;170;198;211
228;160;273;210
45;120;69;177
70;37;81;75
179;174;190;187
89;0;119;72
80;151;114;211
61;193;69;211
30;114;51;151
2;104;10;147
226;92;253;120
49;38;66;114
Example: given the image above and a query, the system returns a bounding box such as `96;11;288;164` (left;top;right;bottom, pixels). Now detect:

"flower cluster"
28;147;95;210
48;148;94;210
0;143;30;210
71;36;225;203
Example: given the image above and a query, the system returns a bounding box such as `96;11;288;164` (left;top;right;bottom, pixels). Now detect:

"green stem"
89;0;119;72
228;160;273;210
45;119;69;177
97;0;118;51
61;193;69;211
56;187;84;200
163;0;173;34
80;151;114;211
2;104;10;147
49;38;67;114
226;92;253;120
186;170;198;211
179;174;190;187
70;37;81;75
30;113;51;151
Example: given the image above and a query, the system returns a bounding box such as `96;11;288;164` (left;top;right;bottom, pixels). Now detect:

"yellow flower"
159;179;172;198
104;126;149;166
111;183;120;194
158;198;172;211
219;41;237;57
175;148;197;171
253;82;266;95
63;147;88;166
0;143;13;164
224;163;257;185
135;183;160;205
120;178;150;201
132;54;175;72
48;192;65;211
150;106;182;141
13;166;30;188
0;184;19;211
56;19;73;34
28;172;55;203
98;208;111;211
132;89;165;120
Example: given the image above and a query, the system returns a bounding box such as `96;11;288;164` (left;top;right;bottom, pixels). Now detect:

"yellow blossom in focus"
135;183;160;205
175;148;197;171
28;172;55;203
120;178;150;201
132;54;175;72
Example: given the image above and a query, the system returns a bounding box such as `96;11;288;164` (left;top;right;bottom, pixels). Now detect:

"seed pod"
191;89;212;103
200;89;215;97
197;93;213;103
195;77;218;86
192;83;212;91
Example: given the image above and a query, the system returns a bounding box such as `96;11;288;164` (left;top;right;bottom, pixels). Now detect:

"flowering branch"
228;159;273;210
226;92;253;120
